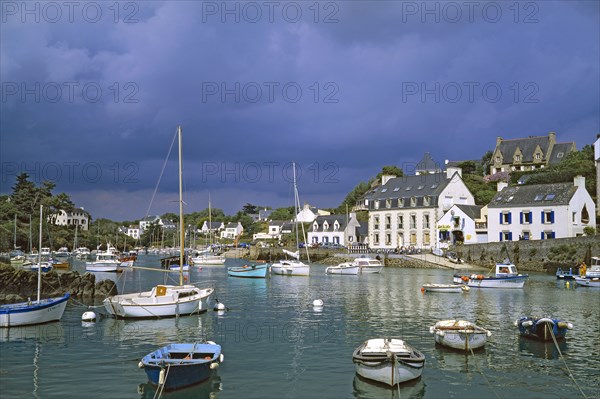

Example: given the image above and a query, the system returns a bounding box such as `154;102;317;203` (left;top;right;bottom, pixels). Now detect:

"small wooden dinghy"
515;317;573;341
429;320;491;351
421;284;470;293
352;338;425;386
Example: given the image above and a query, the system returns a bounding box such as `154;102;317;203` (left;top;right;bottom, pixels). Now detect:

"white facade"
307;213;361;246
295;204;330;223
221;222;244;239
200;221;224;234
366;169;475;250
126;226;141;240
52;208;89;231
139;216;160;231
437;205;485;245
488;177;596;242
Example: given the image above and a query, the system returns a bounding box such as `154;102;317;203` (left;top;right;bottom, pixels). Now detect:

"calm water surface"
1;256;599;399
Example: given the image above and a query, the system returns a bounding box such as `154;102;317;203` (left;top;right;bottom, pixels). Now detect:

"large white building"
307;213;362;246
437;204;488;245
361;167;475;250
51;208;89;231
487;176;596;242
295;204;331;223
221;222;243;239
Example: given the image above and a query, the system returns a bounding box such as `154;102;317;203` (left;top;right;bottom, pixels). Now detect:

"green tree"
241;203;258;214
269;207;295;221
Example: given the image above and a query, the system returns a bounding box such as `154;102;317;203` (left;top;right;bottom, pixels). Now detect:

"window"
431;184;438;189
557;152;564;158
398;216;404;229
535;153;541;160
541;210;554;224
405;186;412;191
515;155;521;161
386;199;392;208
398;198;404;207
374;200;380;209
534;194;544;201
385;216;391;230
393;187;399;192
544;194;555;201
410;215;417;229
423;196;430;206
520;211;532;224
500;212;512;225
424;214;430;229
499;231;513;241
522;231;530;240
381;188;387;193
374;217;379;230
410;232;417;245
424;231;430;245
541;231;556;240
496;156;501;162
572;211;577;224
385;234;391;245
374;234;380;244
410;197;417;207
418;185;424;190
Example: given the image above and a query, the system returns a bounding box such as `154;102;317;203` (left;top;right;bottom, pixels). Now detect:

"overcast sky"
1;1;598;221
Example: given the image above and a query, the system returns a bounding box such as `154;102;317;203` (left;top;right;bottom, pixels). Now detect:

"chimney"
381;175;395;186
497;182;508;192
446;167;462;179
574;175;585;188
548;131;556;144
496;136;502;146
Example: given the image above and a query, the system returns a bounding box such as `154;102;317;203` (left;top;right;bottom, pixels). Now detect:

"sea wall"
0;264;117;303
454;236;599;273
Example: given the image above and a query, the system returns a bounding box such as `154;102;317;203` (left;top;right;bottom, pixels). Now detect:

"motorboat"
421;283;470;293
429;320;491;351
326;262;359;275
227;263;268;278
466;261;528;289
353;257;384;274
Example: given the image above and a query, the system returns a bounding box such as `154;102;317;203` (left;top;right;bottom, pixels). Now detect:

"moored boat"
422;283;470;293
466;261;528;289
353;256;384;274
515;317;573;341
271;259;310;276
352;338;425;386
326;262;360;275
86;244;120;272
190;254;226;266
573;276;600;288
429;320;491;351
139;342;223;391
556;267;577;280
227;263;268;278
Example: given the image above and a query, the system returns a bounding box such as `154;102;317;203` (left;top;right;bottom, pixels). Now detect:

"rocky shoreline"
0;263;117;304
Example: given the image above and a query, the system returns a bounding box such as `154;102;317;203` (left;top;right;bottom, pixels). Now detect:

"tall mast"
178;125;184;286
29;215;32;253
37;205;43;303
13;214;17;250
293;162;300;252
209;193;212;247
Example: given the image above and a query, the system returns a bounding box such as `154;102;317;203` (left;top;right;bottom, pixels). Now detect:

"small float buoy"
82;311;96;322
214;302;226;311
313;299;324;307
420;287;425;294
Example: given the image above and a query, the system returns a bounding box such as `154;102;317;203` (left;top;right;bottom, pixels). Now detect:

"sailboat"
190;194;225;266
103;126;213;318
0;205;70;327
270;162;310;276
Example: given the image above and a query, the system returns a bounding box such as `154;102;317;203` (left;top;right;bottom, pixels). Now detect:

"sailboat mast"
13;214;17;250
178;125;184;286
293;162;300;251
37;205;43;303
29;215;32;253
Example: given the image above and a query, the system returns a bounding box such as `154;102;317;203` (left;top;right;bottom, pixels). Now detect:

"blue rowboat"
515;317;573;341
227;263;268;278
140;342;223;391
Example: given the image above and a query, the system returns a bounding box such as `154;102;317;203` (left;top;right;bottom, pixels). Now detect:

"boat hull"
191;256;226;266
516;317;572;341
142;343;221;391
360;266;384;274
86;262;120;272
467;275;528;288
103;287;213;318
271;262;309;276
326;264;360;275
352;339;424;386
574;276;600;287
422;284;468;293
0;294;70;328
227;264;268;278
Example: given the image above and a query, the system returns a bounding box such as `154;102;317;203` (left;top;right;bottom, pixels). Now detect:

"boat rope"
549;327;587;398
468;345;499;398
393;354;402;399
145;128;178;222
153;363;171;399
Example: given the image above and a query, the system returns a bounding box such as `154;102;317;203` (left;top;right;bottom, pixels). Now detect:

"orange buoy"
420;287;425;293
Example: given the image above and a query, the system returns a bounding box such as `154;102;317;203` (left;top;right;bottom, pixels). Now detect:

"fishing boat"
191;253;226;266
584;256;600;278
271;162;311;277
555;267;576;280
26;262;54;273
352;338;425;386
573;276;600;288
515;317;573;341
466;261;528;289
227;263;268;278
326;262;360;275
103;126;214;319
429;320;491;350
86;244;120;272
0;205;70;328
74;247;91;259
421;284;470;293
54;247;70;258
139;341;223;391
353;256;384;274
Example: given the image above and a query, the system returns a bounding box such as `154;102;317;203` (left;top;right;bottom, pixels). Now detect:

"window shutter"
541;211;545;223
529;212;532;223
551;232;556;239
499;232;503;242
499;213;503;224
508;232;513;241
508;213;512;224
541;232;545;240
550;211;555;223
520;212;523;224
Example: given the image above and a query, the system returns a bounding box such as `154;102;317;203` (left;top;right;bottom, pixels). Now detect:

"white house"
221;222;244;239
139;215;160;231
51;207;89;231
295;204;331;223
437;204;488;245
307;213;362;246
361;167;475;250
487;176;596;242
125;225;141;240
200;221;225;234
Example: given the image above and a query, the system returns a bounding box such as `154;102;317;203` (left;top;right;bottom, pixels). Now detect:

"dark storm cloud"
1;1;598;220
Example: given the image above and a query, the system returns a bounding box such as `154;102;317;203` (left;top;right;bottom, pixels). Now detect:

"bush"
583;226;596;236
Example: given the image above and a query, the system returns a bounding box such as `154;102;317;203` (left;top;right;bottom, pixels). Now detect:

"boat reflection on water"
518;338;568;360
352;374;425;399
103;313;213;343
138;375;222;399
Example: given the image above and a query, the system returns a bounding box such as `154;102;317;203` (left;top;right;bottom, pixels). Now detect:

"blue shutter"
508;232;513;241
541;211;545;223
520;212;523;224
499;232;503;242
507;213;512;224
529;212;532;224
541;232;545;240
499;213;503;225
550;211;555;223
551;232;556;239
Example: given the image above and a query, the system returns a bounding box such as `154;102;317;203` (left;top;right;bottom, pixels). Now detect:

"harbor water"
0;256;599;398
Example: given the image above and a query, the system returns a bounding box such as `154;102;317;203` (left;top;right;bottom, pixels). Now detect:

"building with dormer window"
51;207;89;231
487;176;595;242
307;213;362;246
490;132;575;174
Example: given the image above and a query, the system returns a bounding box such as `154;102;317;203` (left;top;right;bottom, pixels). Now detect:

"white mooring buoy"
313;299;324;307
214;302;226;311
82;311;97;322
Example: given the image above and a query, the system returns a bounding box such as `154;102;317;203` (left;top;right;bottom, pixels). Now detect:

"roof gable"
488;182;576;208
497;136;550;163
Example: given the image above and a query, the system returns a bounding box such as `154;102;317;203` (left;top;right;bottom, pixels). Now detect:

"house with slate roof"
437;204;488;245
360;166;475;250
296;203;331;223
487;176;595;242
200;221;225;235
490;132;575;174
52;207;90;231
220;222;243;239
307;213;362;246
